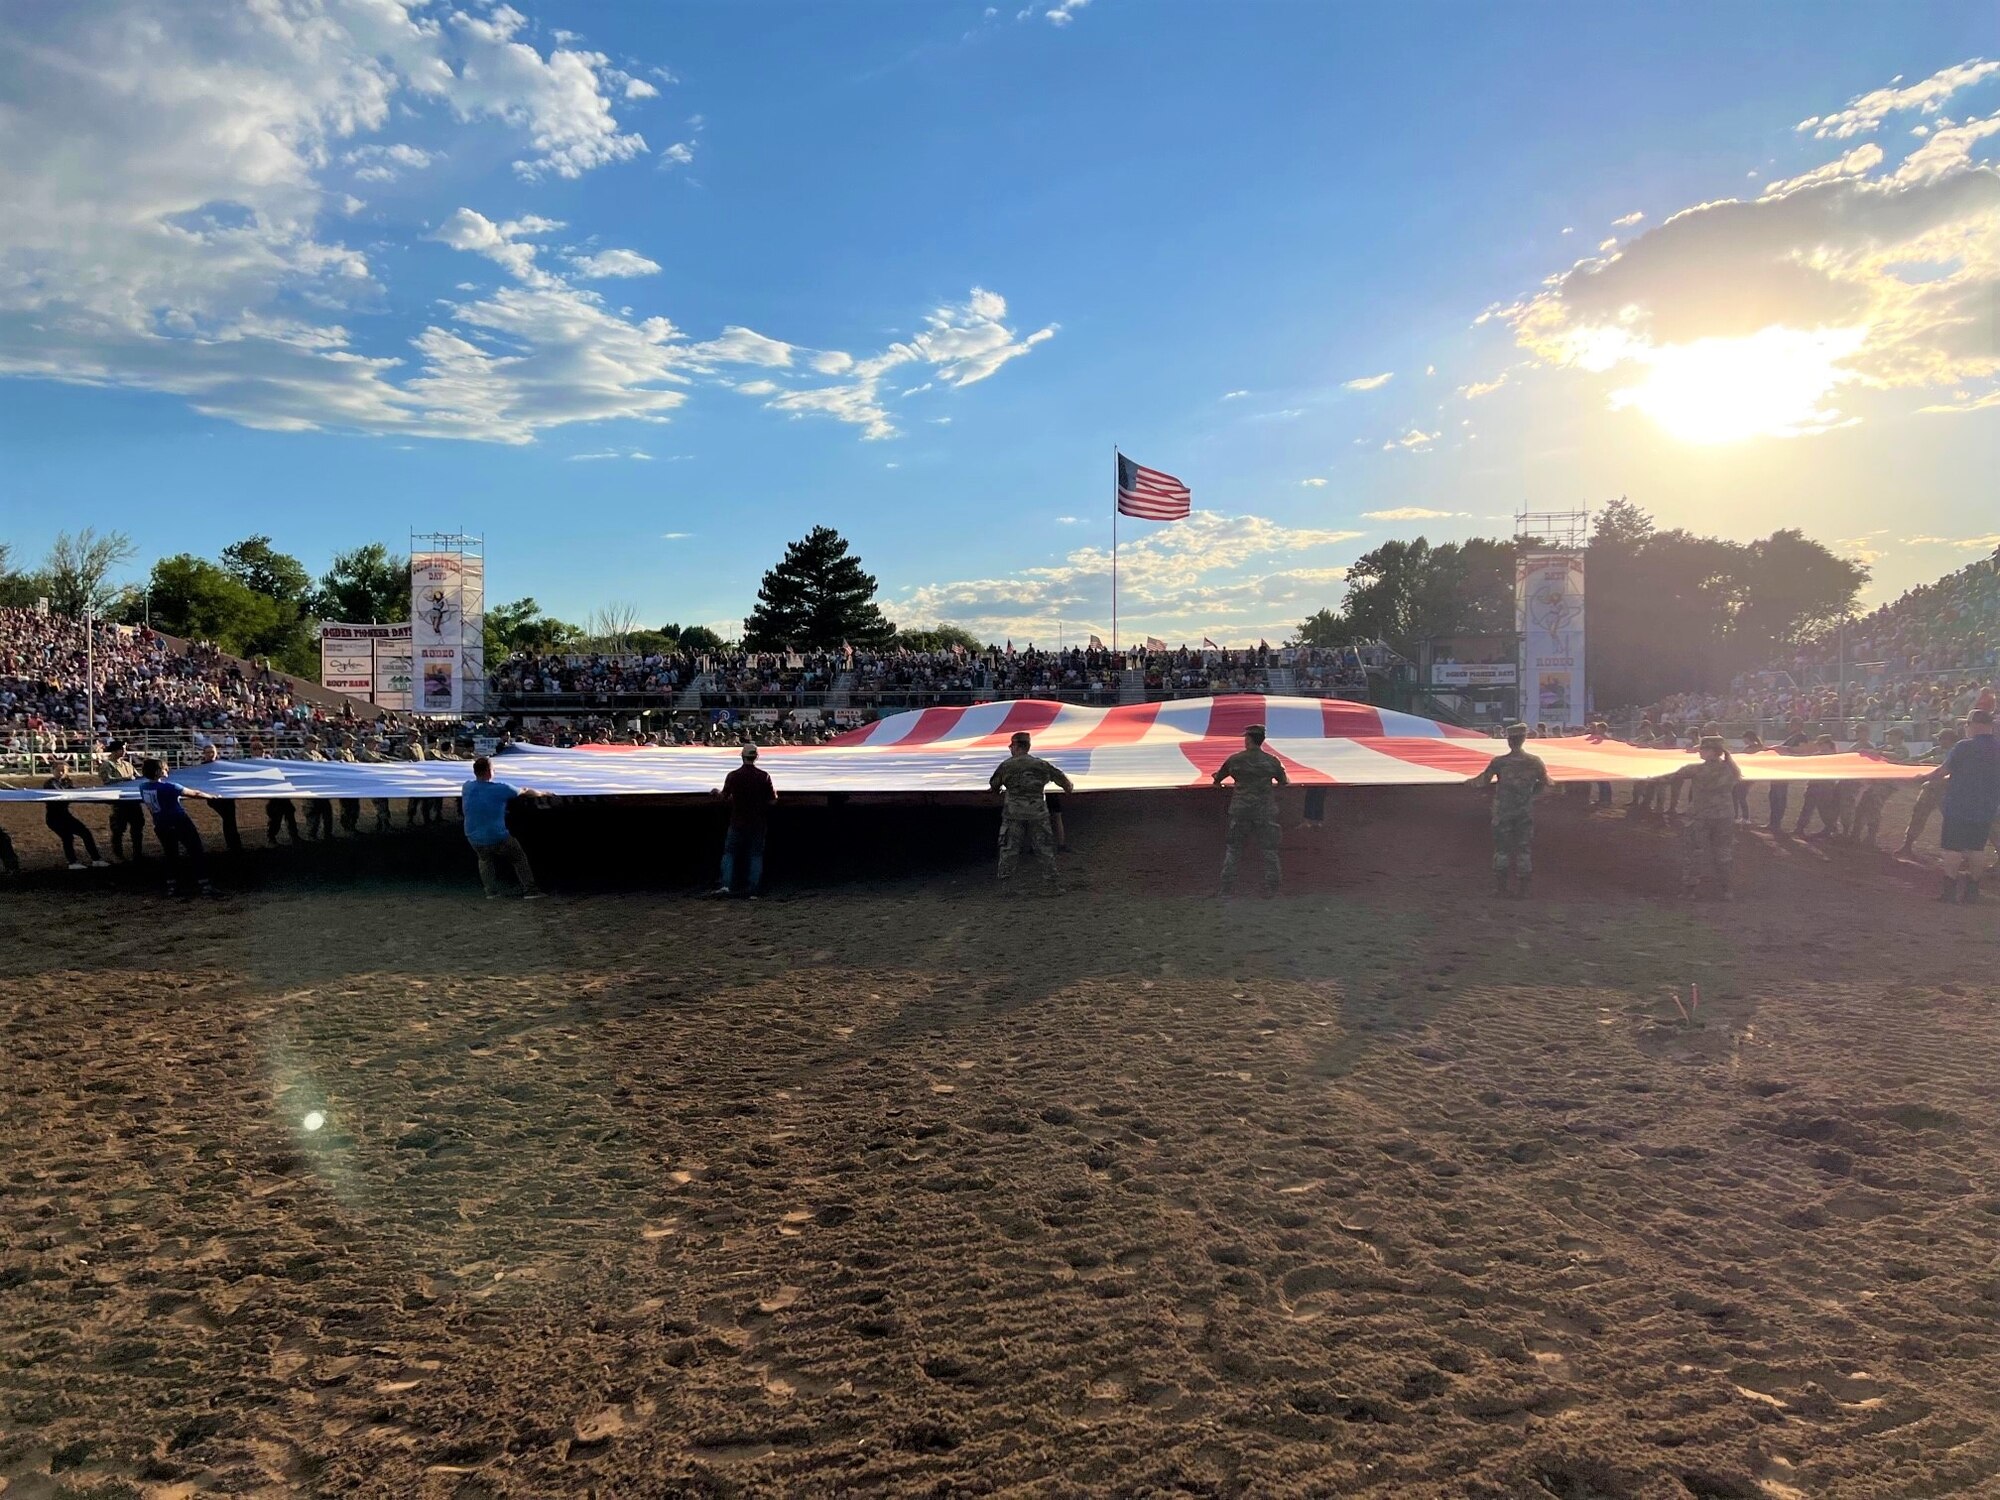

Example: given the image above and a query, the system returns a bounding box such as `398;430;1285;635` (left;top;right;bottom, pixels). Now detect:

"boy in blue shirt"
138;758;218;898
462;756;551;900
1926;709;2000;904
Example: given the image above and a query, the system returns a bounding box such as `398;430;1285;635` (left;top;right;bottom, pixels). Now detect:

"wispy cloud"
1363;506;1464;521
1611;210;1645;228
1382;429;1439;452
1343;372;1394;391
1299;477;1329;487
571;449;654;461
568;248;663;279
661;531;692;540
1798;58;2000;139
1458;374;1509;399
1220;389;1250;400
1903;533;2000;549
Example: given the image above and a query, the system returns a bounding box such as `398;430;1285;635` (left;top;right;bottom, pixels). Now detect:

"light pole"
84;606;95;760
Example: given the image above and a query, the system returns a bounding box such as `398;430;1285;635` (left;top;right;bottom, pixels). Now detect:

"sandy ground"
3;784;1998;1499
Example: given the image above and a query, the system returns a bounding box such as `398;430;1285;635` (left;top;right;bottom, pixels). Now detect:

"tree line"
0;524;970;677
1293;499;1870;707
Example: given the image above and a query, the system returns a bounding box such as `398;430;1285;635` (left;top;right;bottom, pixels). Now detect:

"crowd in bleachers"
1630;551;1998;737
1;606;344;755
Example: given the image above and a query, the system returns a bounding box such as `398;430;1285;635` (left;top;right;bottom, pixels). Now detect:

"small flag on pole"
1087;634;1105;651
1202;636;1221;650
1145;635;1168;651
1116;452;1192;521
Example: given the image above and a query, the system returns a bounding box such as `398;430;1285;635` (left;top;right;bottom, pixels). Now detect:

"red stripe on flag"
1071;702;1164;747
1175;738;1323;786
963;699;1068;748
1320;699;1387;738
1202;694;1269;742
889;705;984;748
1367;738;1499;777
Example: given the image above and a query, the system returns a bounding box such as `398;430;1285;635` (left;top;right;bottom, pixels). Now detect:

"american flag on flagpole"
1116;452;1192;520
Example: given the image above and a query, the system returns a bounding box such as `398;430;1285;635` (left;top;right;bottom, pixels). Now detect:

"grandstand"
1631;547;1999;739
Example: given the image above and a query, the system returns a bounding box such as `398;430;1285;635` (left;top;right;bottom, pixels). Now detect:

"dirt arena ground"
3;783;1998;1498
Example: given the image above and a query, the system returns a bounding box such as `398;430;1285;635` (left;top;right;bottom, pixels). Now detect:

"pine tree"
741;527;896;650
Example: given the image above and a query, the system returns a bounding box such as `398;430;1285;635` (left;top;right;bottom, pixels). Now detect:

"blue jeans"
721;826;766;894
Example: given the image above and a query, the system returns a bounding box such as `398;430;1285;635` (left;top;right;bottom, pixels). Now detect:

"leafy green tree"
146;554;283;655
0;542;44;608
485;597;583;659
676;624;728;653
895;624;984;652
742;526;895;650
217;535;317;670
313;543;409;624
1291;608;1350;647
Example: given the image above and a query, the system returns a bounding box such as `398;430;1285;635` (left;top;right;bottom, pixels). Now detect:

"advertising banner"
412;554;464;715
320;622;412;705
458;553;486;714
1515;554;1587;727
1431;662;1519;688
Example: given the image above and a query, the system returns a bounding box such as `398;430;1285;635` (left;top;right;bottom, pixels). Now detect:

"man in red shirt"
712;744;776;899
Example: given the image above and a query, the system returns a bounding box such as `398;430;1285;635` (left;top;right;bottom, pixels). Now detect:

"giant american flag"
1116;453;1192;521
0;697;1926;804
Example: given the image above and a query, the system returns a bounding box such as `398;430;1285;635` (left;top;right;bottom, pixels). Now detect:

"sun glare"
1611;325;1866;443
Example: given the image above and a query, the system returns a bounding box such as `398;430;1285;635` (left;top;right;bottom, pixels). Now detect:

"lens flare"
302;1111;326;1132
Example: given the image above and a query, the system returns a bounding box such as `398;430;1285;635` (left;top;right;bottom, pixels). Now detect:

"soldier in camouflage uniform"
1467;723;1550;897
1659;734;1744;899
989;732;1074;890
1213;724;1289;895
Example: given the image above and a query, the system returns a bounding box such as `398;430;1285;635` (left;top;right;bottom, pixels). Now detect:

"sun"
1610;325;1866;443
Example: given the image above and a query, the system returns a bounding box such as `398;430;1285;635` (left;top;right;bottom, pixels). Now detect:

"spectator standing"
711;744;776;899
139;757;216;898
99;741;146;861
461;755;548;900
1926;709;2000;903
41;764;109;870
197;745;243;854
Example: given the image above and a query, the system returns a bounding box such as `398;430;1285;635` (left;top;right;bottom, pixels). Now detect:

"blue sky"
2;2;1996;644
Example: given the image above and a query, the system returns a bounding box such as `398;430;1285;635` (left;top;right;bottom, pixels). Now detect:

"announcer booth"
1420;633;1519;727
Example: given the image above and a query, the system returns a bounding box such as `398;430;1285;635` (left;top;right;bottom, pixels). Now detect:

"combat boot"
1515;874;1532;899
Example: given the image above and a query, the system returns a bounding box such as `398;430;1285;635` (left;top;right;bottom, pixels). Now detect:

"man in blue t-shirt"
461;755;553;900
1926;708;2000;903
139;758;218;898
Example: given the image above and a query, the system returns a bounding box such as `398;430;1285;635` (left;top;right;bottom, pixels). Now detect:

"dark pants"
473;836;538;897
1767;783;1790;828
210;800;242;854
110;802;146;859
157;818;208;890
0;828;18;874
338;798;361;833
267;799;301;844
46;810;101;865
372;799;393;831
305;801;333;838
721;826;767;894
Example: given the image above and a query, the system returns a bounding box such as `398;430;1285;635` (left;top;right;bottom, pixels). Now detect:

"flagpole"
1111;446;1119;655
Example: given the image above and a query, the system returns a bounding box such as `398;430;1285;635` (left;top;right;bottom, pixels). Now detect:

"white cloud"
1362;506;1462;520
1761;142;1885;196
1507;89;2000;437
1597;237;1619;252
1299;477;1329;487
568;248;663;279
692;328;796;367
1055;516;1081;524
732;379;781;396
571;449;653;461
894;512;1364;642
1220;389;1250;400
1798;59;2000;140
1039;0;1090;22
1458;373;1508;399
659;142;696;170
0;3;1050;447
1343;372;1394;391
661;531;692;540
346;143;437;183
1919;386;2000;414
1612;210;1645;227
1833;529;1889;565
1383;429;1439;452
1903;533;2000;549
623;77;659;100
